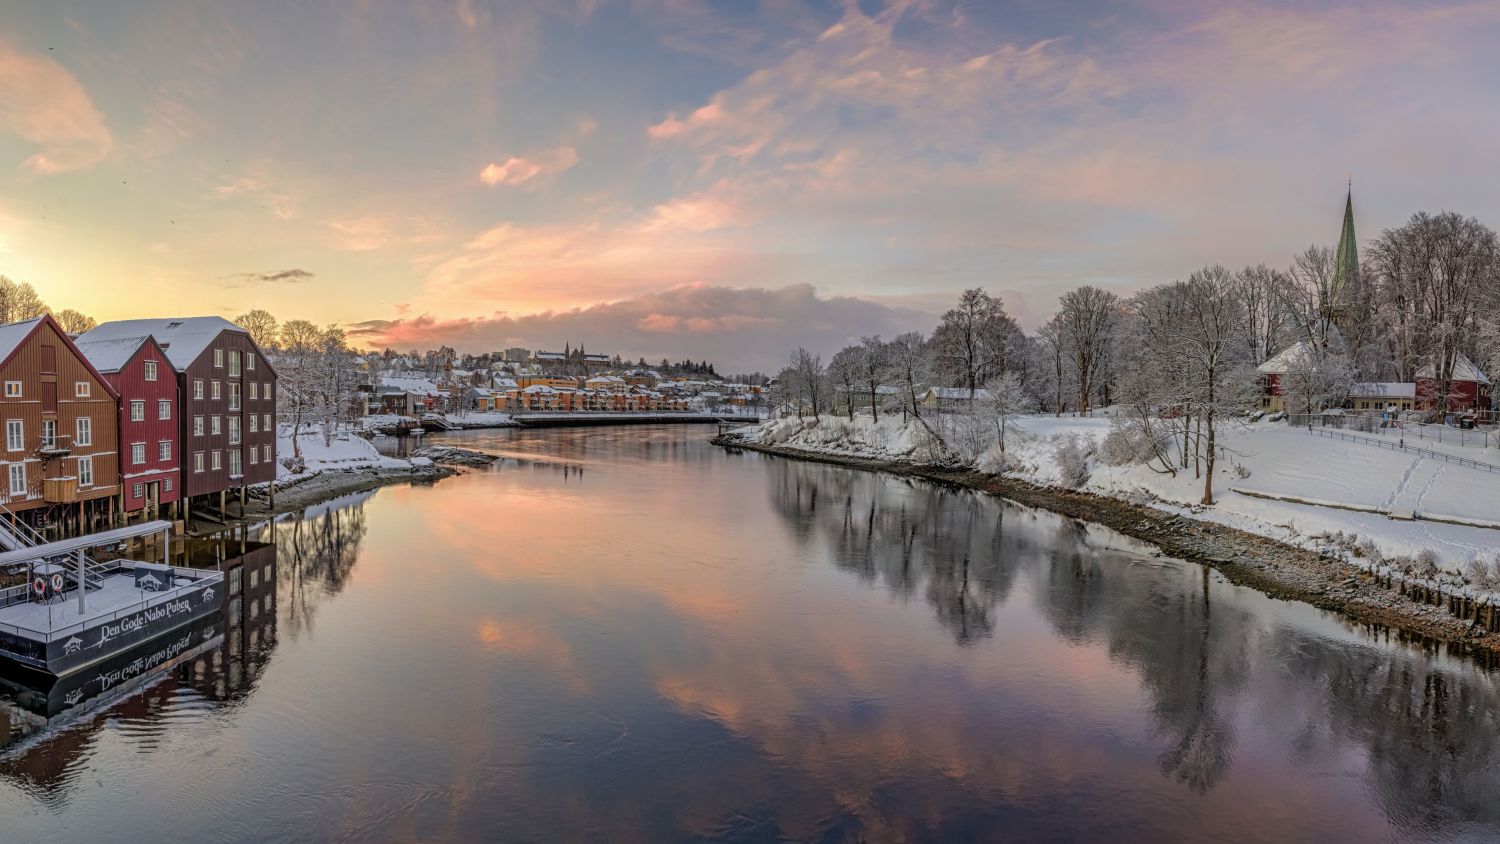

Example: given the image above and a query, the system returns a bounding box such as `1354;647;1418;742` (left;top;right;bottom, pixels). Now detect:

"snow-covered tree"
1055;285;1119;416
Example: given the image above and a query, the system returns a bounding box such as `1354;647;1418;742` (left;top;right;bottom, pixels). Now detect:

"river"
1;425;1497;842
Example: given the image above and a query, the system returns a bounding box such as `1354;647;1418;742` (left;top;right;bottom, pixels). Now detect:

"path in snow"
1386;458;1442;521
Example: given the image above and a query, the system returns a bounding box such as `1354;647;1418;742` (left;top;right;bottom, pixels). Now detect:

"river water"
1;426;1498;842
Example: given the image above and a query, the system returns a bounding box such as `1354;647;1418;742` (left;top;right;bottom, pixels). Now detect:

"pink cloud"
348;283;930;371
478;145;577;187
0;39;112;173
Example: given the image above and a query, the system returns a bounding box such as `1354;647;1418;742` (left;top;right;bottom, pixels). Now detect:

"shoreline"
714;435;1500;661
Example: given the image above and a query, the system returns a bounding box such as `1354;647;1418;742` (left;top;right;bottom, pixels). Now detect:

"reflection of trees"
766;455;1500;820
769;461;1024;644
264;497;370;639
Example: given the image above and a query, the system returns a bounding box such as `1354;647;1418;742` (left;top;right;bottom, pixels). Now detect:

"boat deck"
0;564;217;643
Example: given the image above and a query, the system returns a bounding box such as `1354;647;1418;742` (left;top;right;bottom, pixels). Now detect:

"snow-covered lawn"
743;413;1500;572
275;427;414;484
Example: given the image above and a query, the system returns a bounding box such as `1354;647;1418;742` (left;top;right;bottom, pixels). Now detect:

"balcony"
43;476;79;504
38;434;71;458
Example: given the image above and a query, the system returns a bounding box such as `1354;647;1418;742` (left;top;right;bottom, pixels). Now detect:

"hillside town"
362;346;767;418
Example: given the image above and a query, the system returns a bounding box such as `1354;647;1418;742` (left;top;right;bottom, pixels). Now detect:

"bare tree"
54;308;97;334
982;372;1031;457
1177;266;1254;504
827;345;863;419
0;276;47;324
1232;264;1292;364
931;288;1024;403
881;332;929;424
858;335;887;423
788;347;827;417
236;309;281;351
1055;286;1119;416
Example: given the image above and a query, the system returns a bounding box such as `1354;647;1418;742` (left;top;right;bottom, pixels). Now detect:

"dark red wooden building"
75;334;181;519
78;317;276;520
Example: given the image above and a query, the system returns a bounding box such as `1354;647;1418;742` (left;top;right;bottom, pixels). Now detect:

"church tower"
1326;183;1359;334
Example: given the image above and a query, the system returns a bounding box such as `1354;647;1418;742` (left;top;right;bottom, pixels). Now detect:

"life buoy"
32;577;46;596
50;573;65;592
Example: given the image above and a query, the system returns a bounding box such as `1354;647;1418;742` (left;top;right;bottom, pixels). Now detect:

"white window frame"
158;399;171;420
229;449;242;478
41;419;57;448
130;400;145;422
247;352;256;371
77;455;93;487
75;381;90;398
194;380;204;400
8;464;25;496
229;350;241;377
214;348;223;368
133;482;144;500
3;381;20;398
131;442;146;465
211;450;222;470
164;477;173;491
249;447;258;465
263;444;272;463
248;414;258;433
263;413;271;431
194;452;204;473
6;420;22;452
228;416;241;445
143;360;157;382
249;382;258;400
75;417;92;446
194;416;204;437
159;440;172;461
211;416;221;435
229;382;240;411
212;380;221;400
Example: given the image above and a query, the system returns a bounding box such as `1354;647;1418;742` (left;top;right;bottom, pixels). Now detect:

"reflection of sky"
3;426;1499;841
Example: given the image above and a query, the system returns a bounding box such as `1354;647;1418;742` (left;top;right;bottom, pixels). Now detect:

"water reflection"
0;428;1497;842
763;455;1500;836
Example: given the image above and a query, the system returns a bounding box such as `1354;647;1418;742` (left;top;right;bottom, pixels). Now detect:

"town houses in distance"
362;346;765;417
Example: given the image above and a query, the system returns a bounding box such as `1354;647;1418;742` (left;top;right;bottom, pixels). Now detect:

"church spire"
1326;182;1359;336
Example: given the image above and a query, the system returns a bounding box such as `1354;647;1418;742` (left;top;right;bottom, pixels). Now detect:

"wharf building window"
132;443;146;464
248;414;258;433
249;382;258;400
131;400;145;421
229;383;240;410
76;417;92;446
6;420;22;451
133;482;143;500
214;348;223;368
229;350;241;377
164;477;173;491
211;416;222;435
194;452;204;473
42;420;56;448
159;399;171;420
8;464;25;496
212;381;221;400
77;456;93;487
193;416;204;436
228;416;240;444
3;381;20;398
229;448;242;477
159;440;172;461
247;353;256;371
211;450;222;470
75;381;90;398
144;360;157;381
194;380;204;400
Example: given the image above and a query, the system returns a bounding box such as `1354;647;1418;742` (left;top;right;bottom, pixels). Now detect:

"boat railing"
0;565;223;643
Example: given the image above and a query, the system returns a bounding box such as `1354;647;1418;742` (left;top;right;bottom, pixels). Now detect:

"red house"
1416;352;1493;413
75;334;181;519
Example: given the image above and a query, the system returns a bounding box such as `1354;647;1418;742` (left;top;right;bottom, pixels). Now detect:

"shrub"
1415;548;1440;577
1053;434;1094;489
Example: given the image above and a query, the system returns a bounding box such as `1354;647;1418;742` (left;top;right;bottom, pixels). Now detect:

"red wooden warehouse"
75;334;181;520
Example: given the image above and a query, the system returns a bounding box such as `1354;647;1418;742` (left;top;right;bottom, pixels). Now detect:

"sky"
3;0;1500;372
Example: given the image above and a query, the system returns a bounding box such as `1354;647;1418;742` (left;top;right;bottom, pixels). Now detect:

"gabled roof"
925;386;992;401
0;316;45;363
1416;351;1491;385
77;316;248;371
1255;340;1316;375
75;335;151;373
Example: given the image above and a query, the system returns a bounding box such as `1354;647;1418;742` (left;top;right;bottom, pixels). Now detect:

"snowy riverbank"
240;428;452;516
719;414;1500;653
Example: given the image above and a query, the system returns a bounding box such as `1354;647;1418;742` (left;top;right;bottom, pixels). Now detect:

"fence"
1307;427;1500;474
1288;411;1497;450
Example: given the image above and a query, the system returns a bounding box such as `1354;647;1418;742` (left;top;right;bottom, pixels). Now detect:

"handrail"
1307;427;1500;474
0;566;222;641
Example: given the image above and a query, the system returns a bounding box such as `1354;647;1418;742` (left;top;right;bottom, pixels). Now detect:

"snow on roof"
0;317;45;363
1255;340;1316;375
380;375;443;396
1416;351;1491;385
75;335;149;372
1348;382;1417;398
78;317;246;371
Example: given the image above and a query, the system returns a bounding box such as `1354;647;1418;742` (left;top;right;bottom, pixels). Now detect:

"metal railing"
1289;411;1497;450
1307;427;1500;474
0;565;222;643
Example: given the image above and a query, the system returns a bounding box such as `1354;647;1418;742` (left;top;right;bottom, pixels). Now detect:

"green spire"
1330;182;1358;315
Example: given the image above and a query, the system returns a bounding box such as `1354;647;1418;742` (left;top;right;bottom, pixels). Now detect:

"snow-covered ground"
275;426;418;484
742;414;1500;573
